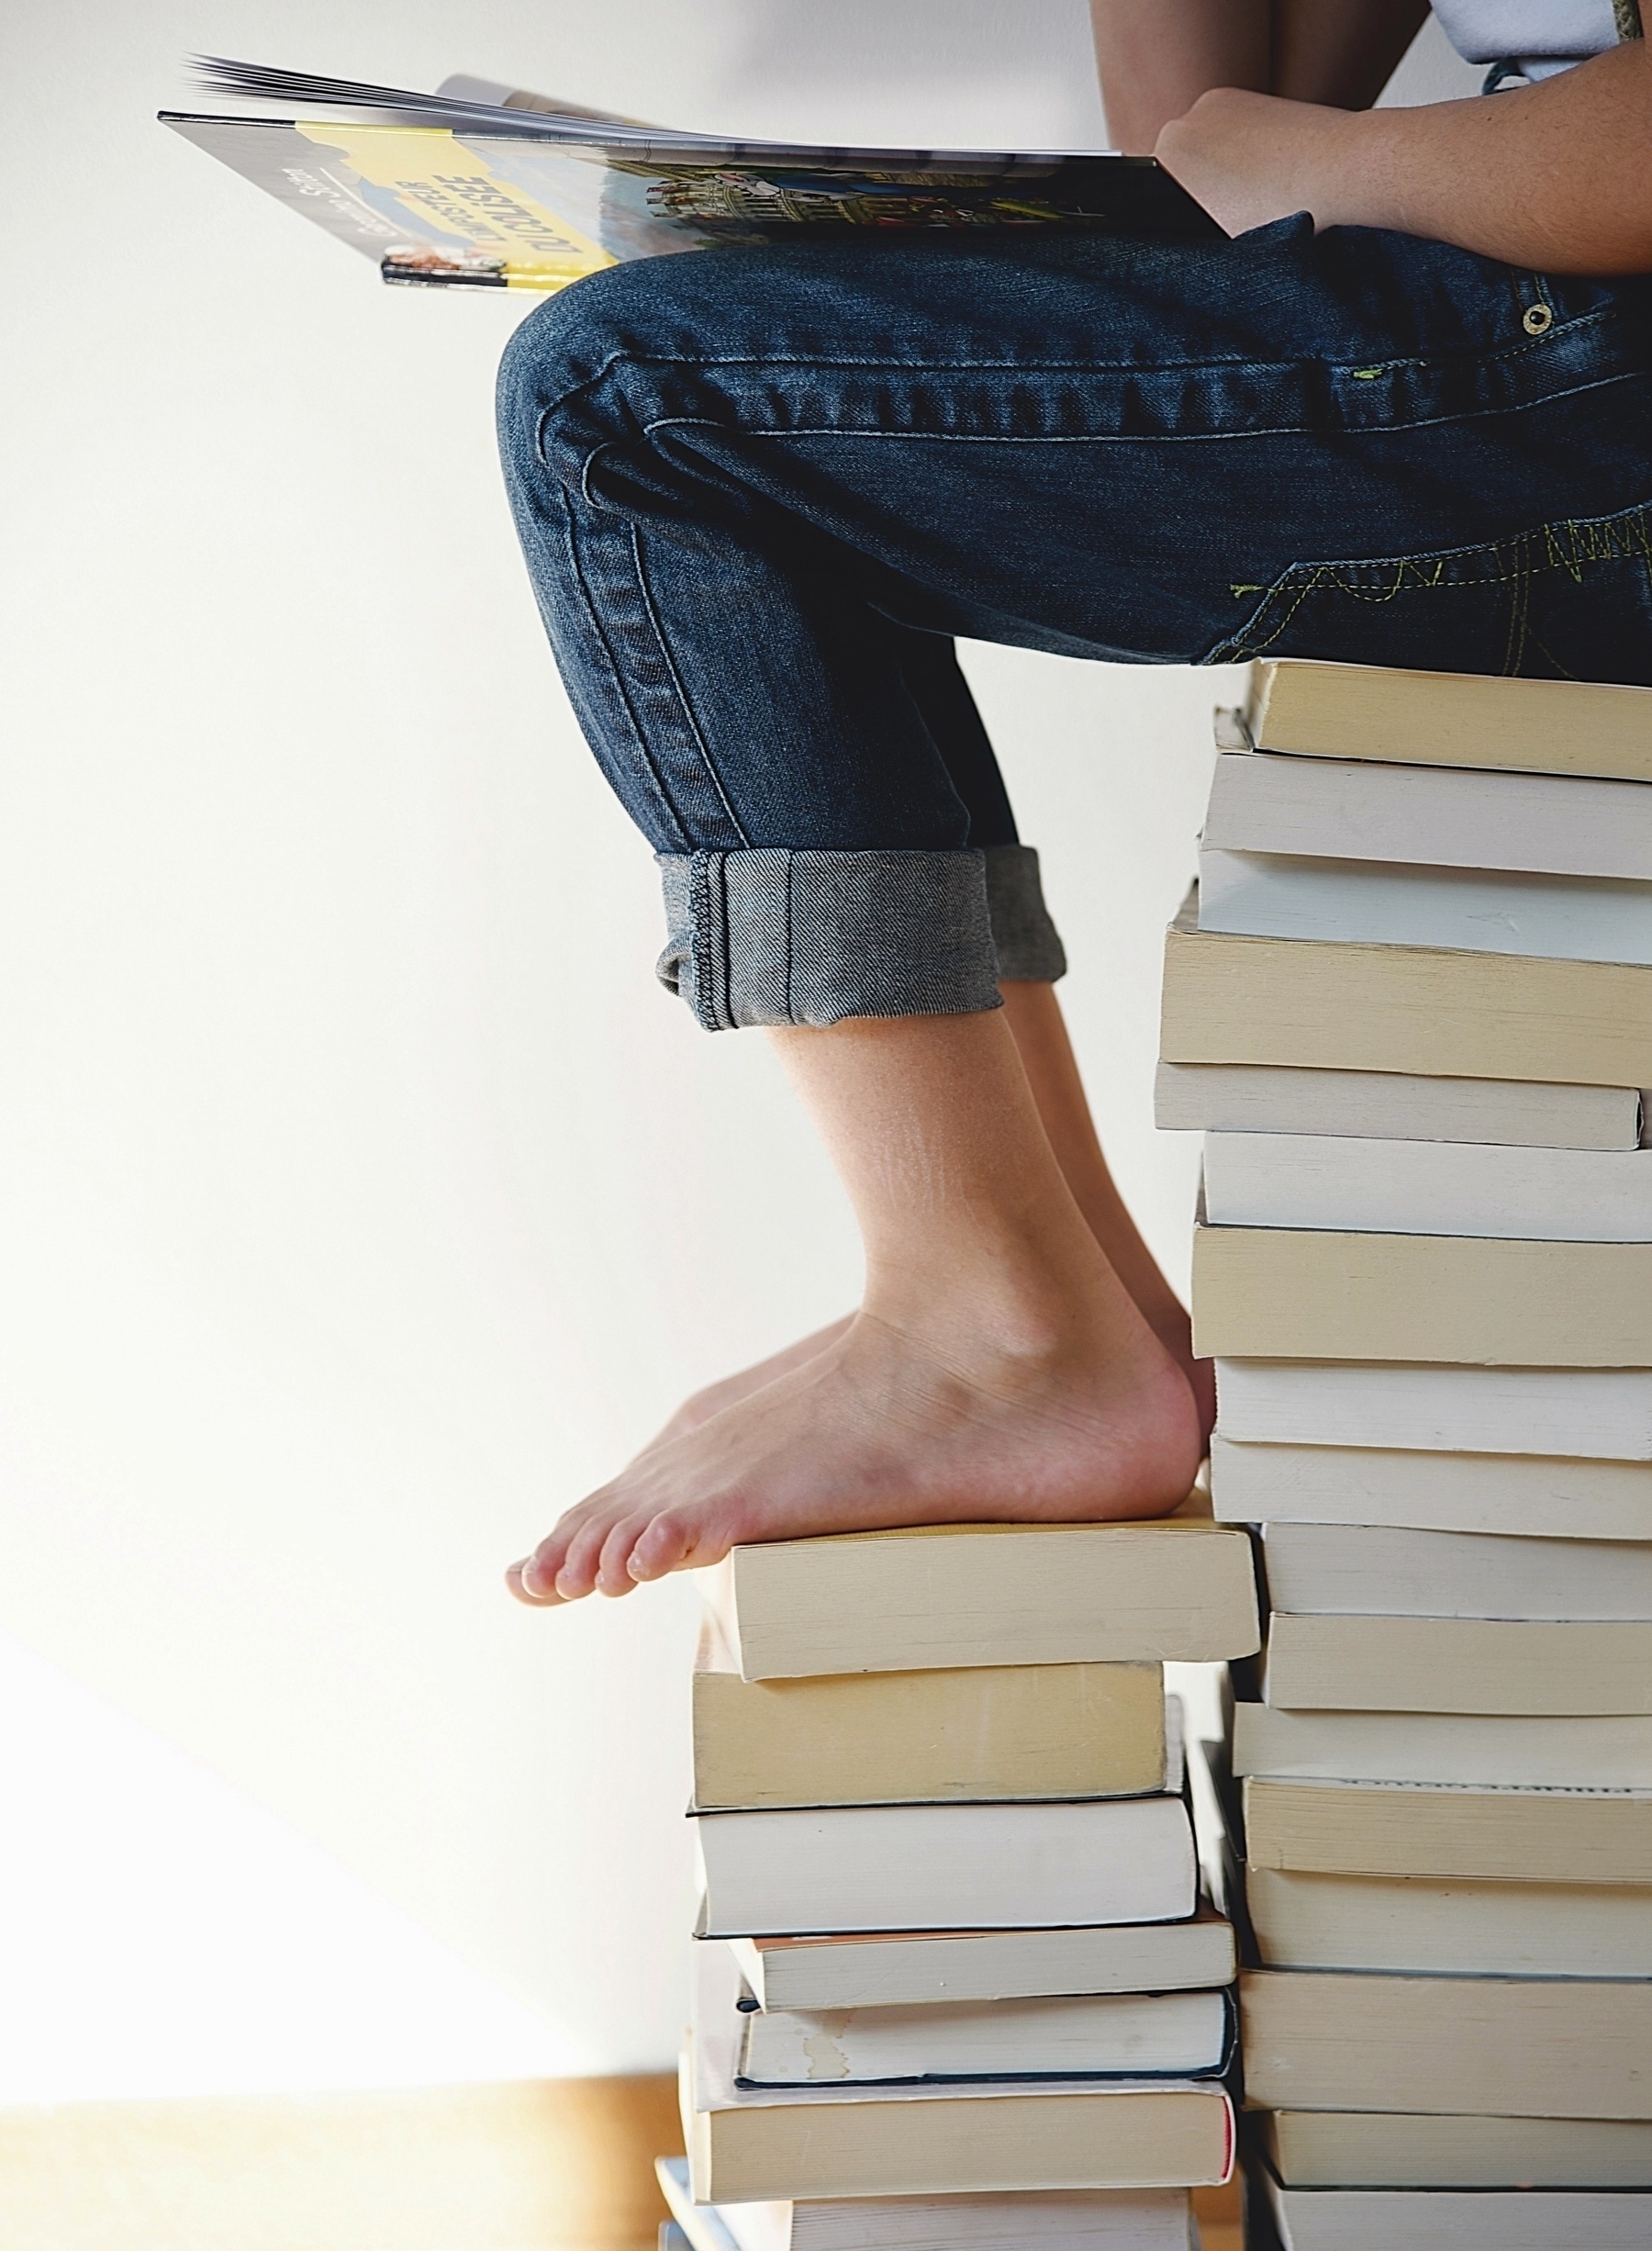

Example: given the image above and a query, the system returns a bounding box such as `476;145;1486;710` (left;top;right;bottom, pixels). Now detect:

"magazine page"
161;57;1221;294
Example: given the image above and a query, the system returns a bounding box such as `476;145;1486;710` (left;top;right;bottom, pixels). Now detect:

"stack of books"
655;1506;1264;2251
1159;658;1652;2251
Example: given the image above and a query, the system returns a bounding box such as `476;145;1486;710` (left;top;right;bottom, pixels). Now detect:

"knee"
495;259;692;493
497;282;609;494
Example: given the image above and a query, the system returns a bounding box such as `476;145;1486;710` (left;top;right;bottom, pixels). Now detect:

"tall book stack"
1158;658;1652;2251
654;1506;1264;2251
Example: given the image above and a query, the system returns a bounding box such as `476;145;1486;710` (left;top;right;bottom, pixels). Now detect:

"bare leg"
999;981;1215;1437
509;1010;1201;1604
639;980;1211;1450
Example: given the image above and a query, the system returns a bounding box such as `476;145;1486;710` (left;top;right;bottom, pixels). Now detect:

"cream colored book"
653;2156;1198;2251
683;1946;1233;2204
1191;1224;1652;1366
1257;2169;1652;2251
1154;1059;1642;1149
1206;1431;1652;1540
1263;2109;1652;2190
1160;899;1652;1086
694;1495;1258;1682
1233;1701;1652;1790
1239;1967;1652;2120
1262;1613;1652;1717
1245;1865;1652;1979
1257;1521;1652;1621
1245;659;1652;781
690;1615;1166;1811
724;1904;1237;2013
1242;1774;1652;1885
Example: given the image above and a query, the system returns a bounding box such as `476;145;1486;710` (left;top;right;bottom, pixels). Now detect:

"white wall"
0;1;1468;2092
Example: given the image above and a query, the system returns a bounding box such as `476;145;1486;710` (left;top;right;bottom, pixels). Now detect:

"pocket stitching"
1211;499;1652;666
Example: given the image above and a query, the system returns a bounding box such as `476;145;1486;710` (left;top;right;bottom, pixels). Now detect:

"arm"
1090;1;1428;151
1155;40;1652;274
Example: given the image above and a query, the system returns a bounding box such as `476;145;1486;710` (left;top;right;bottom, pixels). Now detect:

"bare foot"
508;1299;1201;1605
636;1316;852;1453
645;1312;1211;1460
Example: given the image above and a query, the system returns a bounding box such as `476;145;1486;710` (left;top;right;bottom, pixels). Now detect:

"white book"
695;1795;1196;1936
725;1906;1237;2013
654;2156;1196;2251
1203;1132;1652;1241
1261;2170;1651;2251
1245;1865;1652;1979
1201;749;1652;879
1212;1361;1652;1461
685;1946;1235;2204
1233;1701;1652;1790
1197;846;1652;966
733;1988;1231;2087
1154;1060;1641;1150
1259;1521;1652;1621
1211;1437;1652;1540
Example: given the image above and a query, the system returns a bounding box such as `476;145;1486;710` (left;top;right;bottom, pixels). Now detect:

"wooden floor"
0;2076;1247;2250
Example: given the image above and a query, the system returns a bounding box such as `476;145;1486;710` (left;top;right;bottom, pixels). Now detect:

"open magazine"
160;57;1222;295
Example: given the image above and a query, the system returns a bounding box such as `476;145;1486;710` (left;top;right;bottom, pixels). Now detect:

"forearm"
1159;41;1652;273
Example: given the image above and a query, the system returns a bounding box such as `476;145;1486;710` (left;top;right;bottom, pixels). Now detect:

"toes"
628;1507;717;1583
594;1513;657;1596
553;1502;635;1599
505;1560;565;1607
514;1495;620;1602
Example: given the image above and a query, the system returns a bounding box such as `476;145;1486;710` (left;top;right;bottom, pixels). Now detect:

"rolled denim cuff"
982;844;1067;983
654;848;1004;1030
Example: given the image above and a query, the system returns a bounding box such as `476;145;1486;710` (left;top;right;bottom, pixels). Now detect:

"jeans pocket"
1206;498;1652;686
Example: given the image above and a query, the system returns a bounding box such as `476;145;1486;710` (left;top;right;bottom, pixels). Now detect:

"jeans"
497;216;1652;1029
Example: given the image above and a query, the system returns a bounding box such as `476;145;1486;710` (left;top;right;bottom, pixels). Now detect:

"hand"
1154;86;1367;237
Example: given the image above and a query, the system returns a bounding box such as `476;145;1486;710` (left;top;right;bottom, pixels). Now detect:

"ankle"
862;1238;1155;1370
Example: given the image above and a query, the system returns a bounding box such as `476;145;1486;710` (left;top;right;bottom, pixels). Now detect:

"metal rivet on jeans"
1523;304;1554;335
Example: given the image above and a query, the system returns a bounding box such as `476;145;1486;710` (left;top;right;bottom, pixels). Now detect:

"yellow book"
690;1615;1165;1810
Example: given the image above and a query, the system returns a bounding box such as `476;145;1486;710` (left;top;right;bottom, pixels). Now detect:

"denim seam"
556;488;693;853
530;308;1618;394
639;362;1643;446
783;857;796;1023
1212;500;1652;664
628;521;752;846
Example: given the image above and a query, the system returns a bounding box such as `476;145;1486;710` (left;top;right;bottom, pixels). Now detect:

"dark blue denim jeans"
497;216;1652;1028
